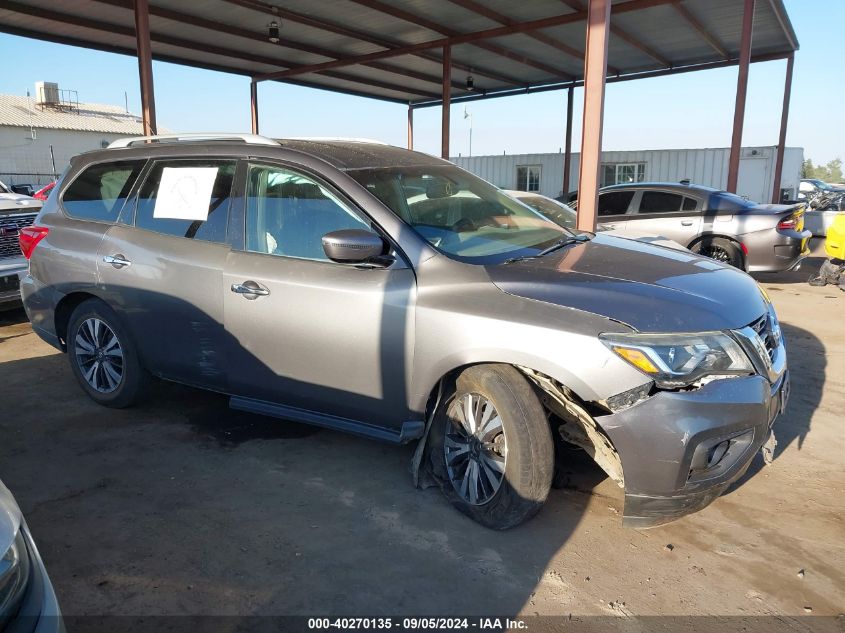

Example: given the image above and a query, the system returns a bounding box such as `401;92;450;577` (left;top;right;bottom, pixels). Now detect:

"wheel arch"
687;232;747;269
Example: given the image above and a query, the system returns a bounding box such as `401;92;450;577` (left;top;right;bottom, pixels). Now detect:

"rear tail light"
777;218;796;230
18;226;49;259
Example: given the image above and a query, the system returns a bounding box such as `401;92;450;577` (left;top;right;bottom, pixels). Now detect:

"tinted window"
639;191;684;213
598;191;634;216
62;161;145;222
682;196;697;211
134;160;235;243
246;165;371;261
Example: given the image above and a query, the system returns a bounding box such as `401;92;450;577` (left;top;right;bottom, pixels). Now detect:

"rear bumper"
599;370;787;528
745;228;812;273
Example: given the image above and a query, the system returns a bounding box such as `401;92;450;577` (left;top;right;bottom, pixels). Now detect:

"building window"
516;165;541;192
601;163;646;186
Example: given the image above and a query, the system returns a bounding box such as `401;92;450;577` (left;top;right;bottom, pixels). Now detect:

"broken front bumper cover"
604;372;787;528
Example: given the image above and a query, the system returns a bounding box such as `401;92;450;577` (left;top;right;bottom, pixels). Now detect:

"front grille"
749;314;778;361
0;213;37;260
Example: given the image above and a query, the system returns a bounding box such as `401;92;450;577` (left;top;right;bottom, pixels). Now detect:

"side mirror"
322;229;386;264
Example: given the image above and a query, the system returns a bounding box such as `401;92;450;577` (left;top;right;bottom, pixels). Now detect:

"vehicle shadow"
1;288;610;622
727;321;824;492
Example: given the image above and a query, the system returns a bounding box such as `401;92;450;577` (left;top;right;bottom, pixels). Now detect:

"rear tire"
66;298;148;408
691;237;743;269
428;364;553;530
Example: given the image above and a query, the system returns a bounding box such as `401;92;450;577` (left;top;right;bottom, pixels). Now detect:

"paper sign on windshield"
153;167;219;221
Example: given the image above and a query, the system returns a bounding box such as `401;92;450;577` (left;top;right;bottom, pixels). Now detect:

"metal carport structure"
0;0;799;229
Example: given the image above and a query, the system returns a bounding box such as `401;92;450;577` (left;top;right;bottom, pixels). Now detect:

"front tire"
691;237;743;269
66;298;148;408
429;365;553;530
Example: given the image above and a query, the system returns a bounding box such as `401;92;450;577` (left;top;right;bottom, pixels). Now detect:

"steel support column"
133;0;157;136
576;0;611;232
771;54;794;203
727;0;755;193
563;86;574;199
250;80;259;134
408;104;414;150
441;45;451;159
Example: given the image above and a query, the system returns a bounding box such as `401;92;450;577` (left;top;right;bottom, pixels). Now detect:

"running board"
229;396;424;444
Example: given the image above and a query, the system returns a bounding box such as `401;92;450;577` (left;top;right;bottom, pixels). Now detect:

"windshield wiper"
504;234;592;264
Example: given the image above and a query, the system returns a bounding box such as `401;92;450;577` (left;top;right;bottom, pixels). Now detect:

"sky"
0;0;841;165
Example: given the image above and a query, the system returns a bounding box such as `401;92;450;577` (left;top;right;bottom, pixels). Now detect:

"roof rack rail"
108;133;279;149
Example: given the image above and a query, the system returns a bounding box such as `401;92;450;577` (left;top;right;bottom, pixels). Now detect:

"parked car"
33;182;57;202
588;182;810;271
1;180;42;309
505;190;687;251
21;135;789;529
0;478;63;631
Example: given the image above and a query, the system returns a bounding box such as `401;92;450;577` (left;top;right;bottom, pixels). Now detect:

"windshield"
348;165;568;264
512;194;577;229
0;180;10;194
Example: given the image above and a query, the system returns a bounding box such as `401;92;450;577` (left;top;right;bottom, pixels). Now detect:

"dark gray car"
20;135;789;529
594;182;811;271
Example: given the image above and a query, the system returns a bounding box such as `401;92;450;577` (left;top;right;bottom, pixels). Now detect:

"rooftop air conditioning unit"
35;81;59;105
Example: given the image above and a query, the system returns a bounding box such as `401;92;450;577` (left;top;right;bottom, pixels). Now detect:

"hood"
0;479;22;555
0;193;42;214
488;233;767;332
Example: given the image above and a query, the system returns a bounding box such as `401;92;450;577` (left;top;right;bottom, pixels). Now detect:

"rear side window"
639;191;684;213
682;196;698;211
598;191;634;216
134;159;236;244
62;161;145;222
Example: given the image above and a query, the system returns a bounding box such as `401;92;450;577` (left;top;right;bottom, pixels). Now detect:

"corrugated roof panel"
0;0;799;106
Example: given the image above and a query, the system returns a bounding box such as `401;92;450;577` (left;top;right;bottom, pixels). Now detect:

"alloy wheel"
701;245;732;263
74;318;124;393
444;392;508;505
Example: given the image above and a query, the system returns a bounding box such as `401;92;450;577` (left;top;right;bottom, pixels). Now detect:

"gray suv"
20;135;789;529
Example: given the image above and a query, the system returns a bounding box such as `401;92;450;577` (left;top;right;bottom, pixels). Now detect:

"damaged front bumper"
525;368;788;528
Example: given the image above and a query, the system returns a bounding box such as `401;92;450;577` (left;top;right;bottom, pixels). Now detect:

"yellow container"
826;213;845;260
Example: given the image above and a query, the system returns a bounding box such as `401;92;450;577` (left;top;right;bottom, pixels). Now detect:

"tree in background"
802;158;844;183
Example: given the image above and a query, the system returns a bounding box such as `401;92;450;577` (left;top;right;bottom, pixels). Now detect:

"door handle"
681;221;693;226
103;254;131;268
231;281;270;297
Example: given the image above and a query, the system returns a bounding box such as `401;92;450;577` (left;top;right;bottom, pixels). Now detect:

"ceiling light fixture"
268;21;280;43
466;75;475;91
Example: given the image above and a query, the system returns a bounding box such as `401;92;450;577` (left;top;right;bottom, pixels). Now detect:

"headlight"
0;530;31;625
600;331;754;388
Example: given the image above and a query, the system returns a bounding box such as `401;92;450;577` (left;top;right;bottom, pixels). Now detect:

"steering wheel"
451;217;477;232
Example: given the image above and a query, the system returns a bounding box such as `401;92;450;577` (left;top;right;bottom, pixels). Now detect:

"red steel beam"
443;0;618;74
563;86;574;198
254;0;678;82
133;0;157;136
771;54;794;203
347;0;574;80
442;46;451;159
250;80;259;134
577;0;612;232
671;1;729;59
220;0;526;88
91;0;465;91
407;104;414;150
727;0;755;193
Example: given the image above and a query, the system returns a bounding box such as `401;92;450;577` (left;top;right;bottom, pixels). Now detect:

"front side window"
134;159;235;243
62;160;145;222
245;165;370;261
348;165;566;264
598;191;635;216
516;166;541;192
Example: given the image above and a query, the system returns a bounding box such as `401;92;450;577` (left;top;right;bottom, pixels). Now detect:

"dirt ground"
0;252;843;622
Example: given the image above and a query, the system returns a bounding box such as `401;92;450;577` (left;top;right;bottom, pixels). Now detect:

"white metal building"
452;146;804;204
0;83;155;188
